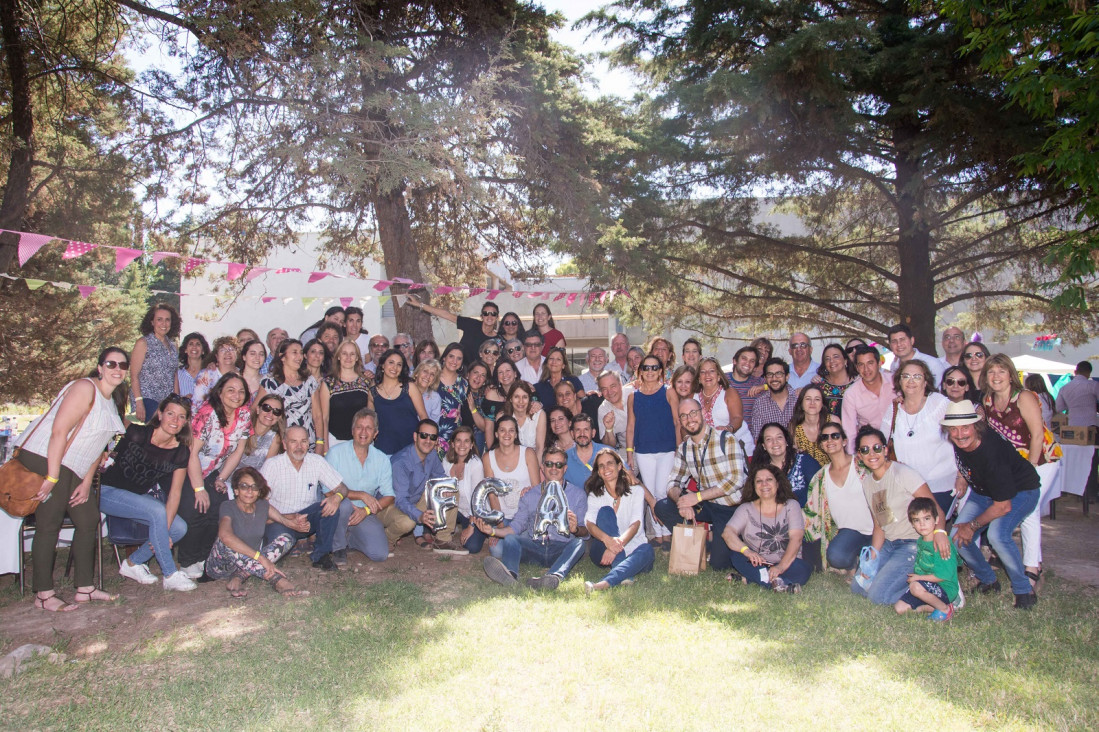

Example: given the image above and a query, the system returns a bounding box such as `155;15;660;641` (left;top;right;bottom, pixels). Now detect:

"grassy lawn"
2;554;1097;731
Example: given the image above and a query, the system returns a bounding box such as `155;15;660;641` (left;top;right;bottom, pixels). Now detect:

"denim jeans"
457;513;490;554
953;487;1039;595
264;500;339;562
729;551;812;588
653;497;738;570
331;500;390;562
826;528;873;570
491;533;586;579
99;484;188;576
588;506;655;587
850;538;917;605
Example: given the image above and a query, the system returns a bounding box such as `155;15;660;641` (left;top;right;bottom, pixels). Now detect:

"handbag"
886;402;899;462
0;382;96;517
668;519;709;576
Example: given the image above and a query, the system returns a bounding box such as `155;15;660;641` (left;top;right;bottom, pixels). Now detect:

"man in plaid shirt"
654;398;748;571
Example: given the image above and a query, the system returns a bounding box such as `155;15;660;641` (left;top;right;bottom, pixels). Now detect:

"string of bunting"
3;228;627;306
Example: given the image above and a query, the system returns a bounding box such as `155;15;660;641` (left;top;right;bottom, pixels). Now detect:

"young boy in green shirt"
894;497;960;622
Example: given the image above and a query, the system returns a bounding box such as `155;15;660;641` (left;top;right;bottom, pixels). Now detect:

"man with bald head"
579;347;610;394
787;332;820;390
939;326;966;369
261;327;288;375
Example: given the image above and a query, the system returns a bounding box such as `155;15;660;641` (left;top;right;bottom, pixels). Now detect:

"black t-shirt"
954;431;1040;502
100;423;190;495
456;315;497;367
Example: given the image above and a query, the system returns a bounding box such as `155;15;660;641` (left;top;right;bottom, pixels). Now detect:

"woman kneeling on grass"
204;468;311;597
722;463;811;593
583;448;655;594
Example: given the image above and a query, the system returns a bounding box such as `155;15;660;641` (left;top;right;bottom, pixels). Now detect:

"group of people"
12;299;1092;614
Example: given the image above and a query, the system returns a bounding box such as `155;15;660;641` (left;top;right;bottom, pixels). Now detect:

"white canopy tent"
1011;354;1077;376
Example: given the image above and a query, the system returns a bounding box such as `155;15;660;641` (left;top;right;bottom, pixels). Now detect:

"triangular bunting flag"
77;285;96;299
378;295;391;306
245;267;270;282
262;297;276;304
373;281;392;291
554;293;566;302
151;251;180;265
308;272;333;283
226;262;247;281
599;290;610;304
469;288;486;297
51;281;72;290
566;293;577;307
302;297;316;309
16;232;54;266
512;291;523;298
24;278;46;290
339;297;353;309
486;290;501;300
184;257;204;274
63;241;97;259
274;267;301;274
392;294;407;309
434;286;455;295
115;247;143;272
282;297;294;305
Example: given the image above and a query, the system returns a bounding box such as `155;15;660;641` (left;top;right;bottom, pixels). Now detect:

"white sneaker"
163;572;198;592
180;560;206;580
119;560;157;585
954;587;965;611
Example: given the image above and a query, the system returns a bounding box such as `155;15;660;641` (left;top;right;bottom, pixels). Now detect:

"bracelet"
45;475;59;484
490;527;496;537
471;408;478;414
739;546;748;554
364;507;372;516
253;550;261;560
333;492;344;500
933;529;948;536
696;492;704;505
193;485;206;492
316;440;325;445
626;447;635;452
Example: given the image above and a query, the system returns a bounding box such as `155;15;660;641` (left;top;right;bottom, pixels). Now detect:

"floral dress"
260;375;319;446
437;376;469;454
820;379;853;418
193;402;253;477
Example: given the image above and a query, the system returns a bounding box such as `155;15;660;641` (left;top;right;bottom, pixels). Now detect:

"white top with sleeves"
442;456;485;517
584;482;647;555
515;409;543;452
881;392;956;495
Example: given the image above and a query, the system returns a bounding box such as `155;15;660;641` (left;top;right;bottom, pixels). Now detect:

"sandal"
34;592;79;613
74;588;119;603
1025;568;1043;593
226;577;249;599
274;578;309;597
414;535;434;550
724;572;747;585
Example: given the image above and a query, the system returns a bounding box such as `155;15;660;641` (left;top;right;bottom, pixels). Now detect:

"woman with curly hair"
258;339;322;452
583;448;655;593
176;332;209;399
130;303;181;423
192;335;241;410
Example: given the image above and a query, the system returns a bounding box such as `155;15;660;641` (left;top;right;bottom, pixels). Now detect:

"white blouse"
882;392;956;495
584;482;647;555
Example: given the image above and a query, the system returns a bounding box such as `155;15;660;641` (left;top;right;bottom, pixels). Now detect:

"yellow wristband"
696;492;704;504
45;475;60;484
194;485;206;492
471;408;478;414
253;551;261;560
364;507;372;516
626;447;635;452
739;546;748;554
933;529;948;536
334;492;344;500
490;528;496;537
316;440;325;444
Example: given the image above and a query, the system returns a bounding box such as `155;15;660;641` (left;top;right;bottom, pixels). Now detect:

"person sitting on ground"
751;423;820;507
236;394;286;472
260;425;352;571
481;446;589;590
205;468;310;597
802;424;873;574
325;408;395;565
722;463;811;592
388;419;468;555
444;426;489;554
100;394;197;592
583;448;656;594
894;497;960;622
655;398;747;572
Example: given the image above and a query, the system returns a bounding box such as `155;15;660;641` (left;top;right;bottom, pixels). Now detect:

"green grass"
2;556;1097;731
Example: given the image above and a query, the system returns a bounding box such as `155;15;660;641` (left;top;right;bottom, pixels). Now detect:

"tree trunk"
0;0;34;272
893;122;939;356
372;185;434;342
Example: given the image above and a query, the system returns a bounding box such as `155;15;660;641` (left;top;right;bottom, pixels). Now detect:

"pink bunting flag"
245;267;270;282
434;286;455;295
553;293;566;302
469;288;486;297
261;297;276;304
226;262;247;281
409;283;427;290
512;291;523;299
63;241;97;260
114;247;142;272
526;291;542;298
599;291;610;304
340;297;353;309
77;285;96;299
566;293;577;307
308;272;333;283
151;251;180;265
184;257;204;274
486;290;501;300
274;267;301;274
16;232;54;266
373;280;392;291
392;277;414;284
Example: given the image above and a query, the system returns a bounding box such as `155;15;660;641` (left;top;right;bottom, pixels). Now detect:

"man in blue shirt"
564;414;597;489
326;408;394;565
389;419;468;555
481;446;589;590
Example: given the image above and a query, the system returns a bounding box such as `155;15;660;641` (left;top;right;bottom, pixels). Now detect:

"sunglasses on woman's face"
857;444;886;455
506;346;522;354
963;352;986;361
482;349;500;356
259;402;285;417
640;364;662;372
502;320;520;328
944;377;969;387
820;432;843;442
101;360;129;370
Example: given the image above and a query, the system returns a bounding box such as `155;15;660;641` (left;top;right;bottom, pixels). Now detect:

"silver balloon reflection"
425;477;460;533
533;480;570;541
470;477;512;525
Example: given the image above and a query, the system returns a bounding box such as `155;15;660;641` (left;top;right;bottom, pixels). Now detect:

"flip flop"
74;588;119;603
35;593;79;612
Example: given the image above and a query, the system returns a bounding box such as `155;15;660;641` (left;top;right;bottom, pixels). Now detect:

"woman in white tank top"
481;416;539;520
14;347;127;611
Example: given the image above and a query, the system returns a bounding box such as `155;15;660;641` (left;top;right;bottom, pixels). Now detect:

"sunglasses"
524;342;541;348
640;364;662;372
259;402;285;417
481;311;498;317
417;431;440;441
845;346;861;354
963;352;986;360
944;377;969;387
506;346;522;354
542;460;566;469
395;342;412;349
857;444;887;455
101;360;129;370
820;432;843;442
790;343;810;350
482;349;500;356
502;320;520;327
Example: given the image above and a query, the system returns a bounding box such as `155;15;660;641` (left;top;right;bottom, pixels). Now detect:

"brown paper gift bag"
668;520;708;575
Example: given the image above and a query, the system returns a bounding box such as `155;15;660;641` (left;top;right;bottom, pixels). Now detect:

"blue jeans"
457;513;490;554
953;487;1038;595
333;500;389;562
850;538;917;605
827;528;873;570
588;506;655;587
264;500;339;562
729;551;812;588
491;533;586;579
100;484;188;575
653;497;738;570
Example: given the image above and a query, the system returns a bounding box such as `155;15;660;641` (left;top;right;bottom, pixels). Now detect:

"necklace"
900;407;918;438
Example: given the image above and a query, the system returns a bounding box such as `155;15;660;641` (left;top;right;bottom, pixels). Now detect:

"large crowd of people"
12;299;1093;617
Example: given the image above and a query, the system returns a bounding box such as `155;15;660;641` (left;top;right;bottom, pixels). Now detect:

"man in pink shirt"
841;345;897;452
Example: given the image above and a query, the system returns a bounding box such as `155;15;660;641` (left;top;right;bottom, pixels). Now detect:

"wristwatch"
969;519;982;532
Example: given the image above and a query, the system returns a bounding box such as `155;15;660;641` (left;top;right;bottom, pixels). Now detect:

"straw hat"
940;399;980;426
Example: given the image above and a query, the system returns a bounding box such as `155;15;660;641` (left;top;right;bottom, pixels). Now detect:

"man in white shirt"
517;331;546;384
261;426;352;571
606;333;631;377
787;332;820;390
884;323;944;387
939;326;966;370
363;334;390;374
579;347;610;393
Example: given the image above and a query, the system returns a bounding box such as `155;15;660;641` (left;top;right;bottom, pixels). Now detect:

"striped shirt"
666;427;746;507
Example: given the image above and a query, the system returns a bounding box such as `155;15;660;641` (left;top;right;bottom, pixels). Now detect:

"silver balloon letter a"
426;477;459;533
533;480;570;540
470;477;512;525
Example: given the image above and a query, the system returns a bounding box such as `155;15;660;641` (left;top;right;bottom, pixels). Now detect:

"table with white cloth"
1056;444;1096;515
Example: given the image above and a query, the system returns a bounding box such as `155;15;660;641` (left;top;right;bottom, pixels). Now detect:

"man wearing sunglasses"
406;294;499;366
564;414;598;488
481;446;589;590
261;426;354;571
388;419;468;555
841;345;897;453
325;409;395;565
363;335;390;375
654;398;747;572
787;333;820;390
